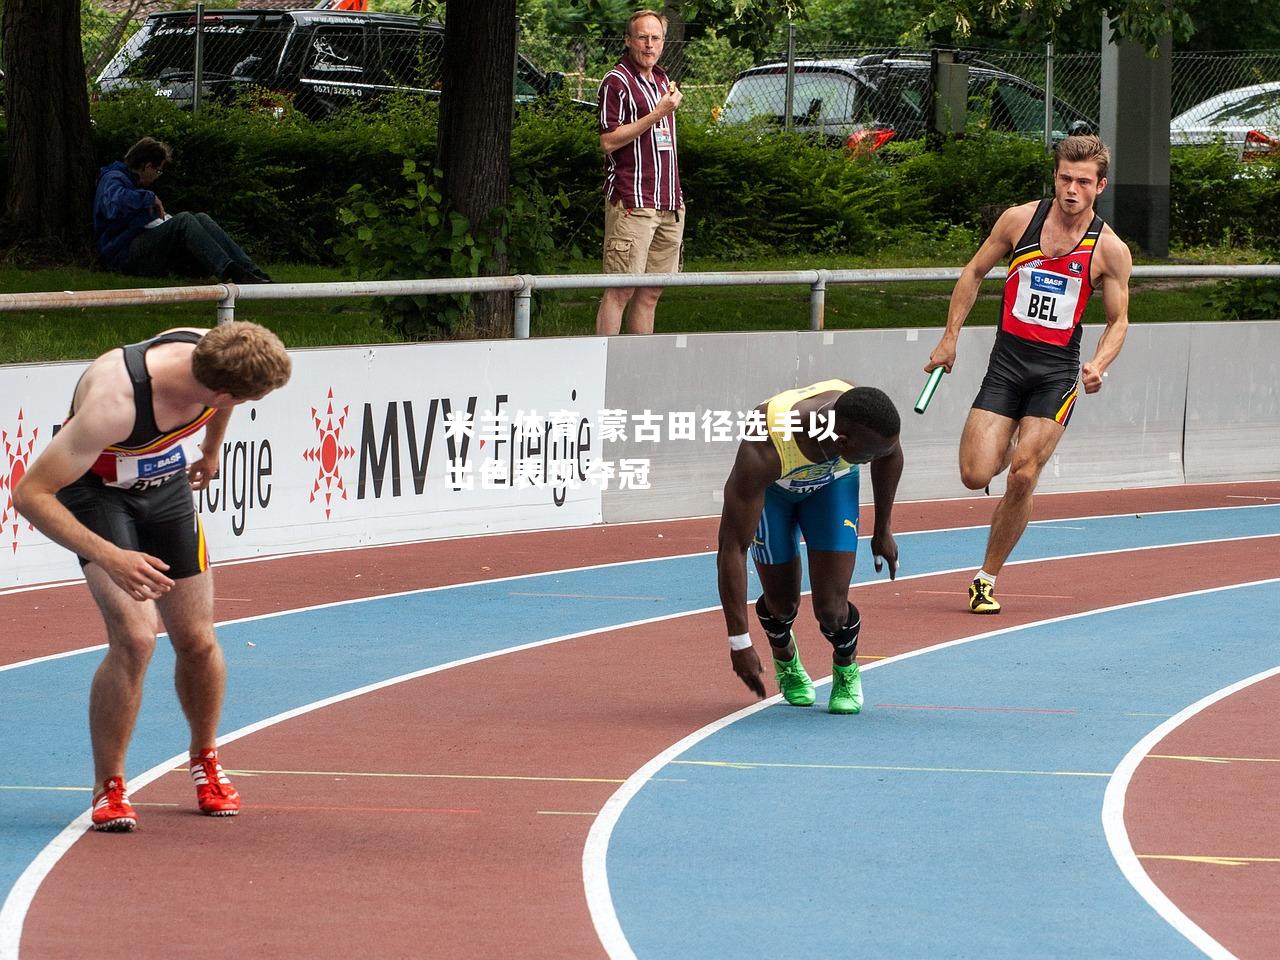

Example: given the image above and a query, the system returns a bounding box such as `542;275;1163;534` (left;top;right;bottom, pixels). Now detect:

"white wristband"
728;633;753;651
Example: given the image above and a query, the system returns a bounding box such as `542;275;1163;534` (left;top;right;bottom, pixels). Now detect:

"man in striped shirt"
595;9;686;335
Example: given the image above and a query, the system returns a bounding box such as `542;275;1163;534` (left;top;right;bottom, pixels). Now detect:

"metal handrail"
1;265;1277;339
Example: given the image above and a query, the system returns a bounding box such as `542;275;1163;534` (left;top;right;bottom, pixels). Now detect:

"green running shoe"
828;661;863;715
773;642;815;706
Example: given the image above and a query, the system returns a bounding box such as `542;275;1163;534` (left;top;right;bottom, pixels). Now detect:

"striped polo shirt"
597;56;683;211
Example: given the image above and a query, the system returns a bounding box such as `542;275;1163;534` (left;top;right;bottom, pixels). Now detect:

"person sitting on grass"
93;137;271;285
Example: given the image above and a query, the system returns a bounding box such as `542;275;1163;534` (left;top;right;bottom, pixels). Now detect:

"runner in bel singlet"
923;134;1132;616
975;197;1105;427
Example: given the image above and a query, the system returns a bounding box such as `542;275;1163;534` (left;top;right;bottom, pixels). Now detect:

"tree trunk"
439;0;516;338
1;0;96;261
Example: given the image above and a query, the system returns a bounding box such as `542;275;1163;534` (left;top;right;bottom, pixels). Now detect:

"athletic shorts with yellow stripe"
57;471;210;579
750;469;861;566
973;332;1081;426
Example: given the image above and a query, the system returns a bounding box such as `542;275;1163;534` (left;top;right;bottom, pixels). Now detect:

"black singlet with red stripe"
69;329;216;490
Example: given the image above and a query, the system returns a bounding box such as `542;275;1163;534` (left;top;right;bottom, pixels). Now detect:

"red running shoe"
91;777;138;832
189;749;241;816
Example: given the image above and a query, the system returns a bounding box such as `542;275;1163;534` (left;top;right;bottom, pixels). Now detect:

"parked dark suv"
719;52;1093;151
96;8;573;119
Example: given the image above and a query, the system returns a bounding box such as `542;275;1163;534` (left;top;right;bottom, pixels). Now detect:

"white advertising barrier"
601;324;1195;523
0;337;608;590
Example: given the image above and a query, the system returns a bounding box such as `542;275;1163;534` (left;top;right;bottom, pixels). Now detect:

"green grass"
0;263;385;364
0;245;1248;363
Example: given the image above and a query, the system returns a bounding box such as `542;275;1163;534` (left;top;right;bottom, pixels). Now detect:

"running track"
1;481;1278;959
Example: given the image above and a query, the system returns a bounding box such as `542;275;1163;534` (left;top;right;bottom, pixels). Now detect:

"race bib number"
1012;268;1082;331
103;437;200;489
776;462;853;493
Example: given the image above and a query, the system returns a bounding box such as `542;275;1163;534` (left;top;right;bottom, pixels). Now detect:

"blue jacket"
93;161;157;269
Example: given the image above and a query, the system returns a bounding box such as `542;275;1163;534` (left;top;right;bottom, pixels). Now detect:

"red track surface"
6;481;1280;959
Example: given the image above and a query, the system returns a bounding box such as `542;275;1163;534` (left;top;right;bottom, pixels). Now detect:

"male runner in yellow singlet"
925;134;1132;614
716;382;903;713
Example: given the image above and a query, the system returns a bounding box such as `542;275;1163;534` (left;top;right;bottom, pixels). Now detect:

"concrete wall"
602;320;1279;522
1184;322;1280;482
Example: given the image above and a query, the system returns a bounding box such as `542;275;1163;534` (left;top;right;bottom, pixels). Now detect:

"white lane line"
1102;663;1280;960
5;523;1280;676
507;592;667;601
584;577;1280;960
3;523;1279;954
0;604;709;960
0;513;719;598
0;548;712;674
2;491;1276;600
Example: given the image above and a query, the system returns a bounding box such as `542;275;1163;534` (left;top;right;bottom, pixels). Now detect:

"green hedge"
1170;146;1280;249
0;92;1274;264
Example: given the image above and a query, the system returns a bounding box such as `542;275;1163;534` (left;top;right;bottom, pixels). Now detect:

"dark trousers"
125;212;261;280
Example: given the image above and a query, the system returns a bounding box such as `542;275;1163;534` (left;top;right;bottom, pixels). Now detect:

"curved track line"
1102;661;1280;960
5;519;1278;676
0;605;705;960
582;578;1280;960
5;504;1278;956
0;549;711;675
6;535;1280;954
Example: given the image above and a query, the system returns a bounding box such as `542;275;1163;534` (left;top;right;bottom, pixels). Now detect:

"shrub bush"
332;155;570;339
0;93;1271;274
1170;146;1280;249
90;91;438;263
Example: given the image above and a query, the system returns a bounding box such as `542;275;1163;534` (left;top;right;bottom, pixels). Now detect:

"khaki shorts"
602;200;685;275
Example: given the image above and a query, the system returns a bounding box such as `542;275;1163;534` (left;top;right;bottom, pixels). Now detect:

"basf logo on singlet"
0;409;37;553
1030;271;1067;295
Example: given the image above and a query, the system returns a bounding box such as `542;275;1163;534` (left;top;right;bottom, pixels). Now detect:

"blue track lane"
1;505;1278;920
606;581;1280;959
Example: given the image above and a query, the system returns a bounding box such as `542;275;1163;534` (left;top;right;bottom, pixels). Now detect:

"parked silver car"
1170;81;1280;159
718;54;1093;152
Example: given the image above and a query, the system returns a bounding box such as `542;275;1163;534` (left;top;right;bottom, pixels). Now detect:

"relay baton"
914;366;945;414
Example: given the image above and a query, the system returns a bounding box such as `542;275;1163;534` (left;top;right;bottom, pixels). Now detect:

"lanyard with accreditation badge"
654;78;677;151
654;118;673;151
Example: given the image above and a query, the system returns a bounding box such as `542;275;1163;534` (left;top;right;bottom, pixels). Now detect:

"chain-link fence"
13;8;1280;147
522;34;1280;151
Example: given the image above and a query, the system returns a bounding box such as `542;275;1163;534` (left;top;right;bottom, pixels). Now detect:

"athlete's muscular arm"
188;407;232;491
12;389;175;600
715;433;779;698
1081;230;1133;393
868;440;904;579
926;203;1030;374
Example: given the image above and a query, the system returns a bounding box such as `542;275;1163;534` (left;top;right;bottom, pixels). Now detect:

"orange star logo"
1;409;38;553
302;389;355;520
